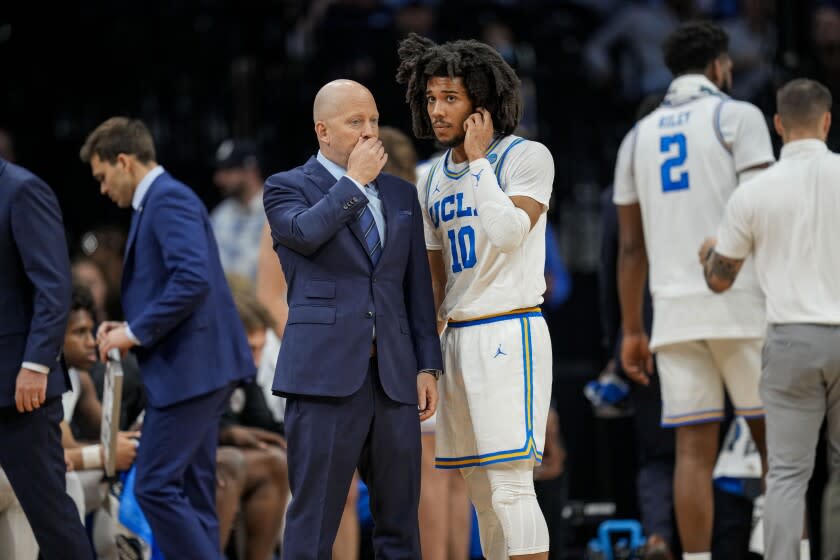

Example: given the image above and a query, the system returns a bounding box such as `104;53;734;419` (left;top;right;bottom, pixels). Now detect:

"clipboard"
100;348;124;479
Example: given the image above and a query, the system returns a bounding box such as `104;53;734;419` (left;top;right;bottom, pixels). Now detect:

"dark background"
0;0;835;552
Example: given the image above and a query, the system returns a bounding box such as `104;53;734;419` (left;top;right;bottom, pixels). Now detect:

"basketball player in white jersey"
614;22;774;560
397;34;554;560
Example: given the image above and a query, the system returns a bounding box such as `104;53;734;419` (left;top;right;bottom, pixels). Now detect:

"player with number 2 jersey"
614;22;774;560
614;75;773;353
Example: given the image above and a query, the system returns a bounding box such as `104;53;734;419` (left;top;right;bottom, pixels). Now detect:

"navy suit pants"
0;398;93;559
282;359;422;560
134;383;233;559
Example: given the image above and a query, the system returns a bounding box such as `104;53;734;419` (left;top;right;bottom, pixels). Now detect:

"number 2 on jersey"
447;226;476;273
660;133;689;192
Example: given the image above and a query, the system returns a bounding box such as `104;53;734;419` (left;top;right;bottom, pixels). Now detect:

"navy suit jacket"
0;159;71;409
0;159;72;408
122;171;254;408
264;156;442;405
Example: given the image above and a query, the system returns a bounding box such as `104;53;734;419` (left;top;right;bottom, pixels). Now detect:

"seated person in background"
61;286;140;483
228;273;286;427
61;286;141;560
216;291;289;560
62;286;140;479
255;224;288;340
215;446;249;553
0;286;140;560
71;255;111;324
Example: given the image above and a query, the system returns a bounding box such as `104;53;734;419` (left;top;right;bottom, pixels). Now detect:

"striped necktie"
358;203;382;265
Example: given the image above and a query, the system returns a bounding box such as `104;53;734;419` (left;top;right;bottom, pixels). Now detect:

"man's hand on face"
346;137;387;186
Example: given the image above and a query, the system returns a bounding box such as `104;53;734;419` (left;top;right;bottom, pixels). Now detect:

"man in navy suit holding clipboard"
0;157;93;558
81;117;254;559
265;80;442;559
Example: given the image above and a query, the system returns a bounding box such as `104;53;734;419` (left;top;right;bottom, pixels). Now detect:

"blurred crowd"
2;1;840;558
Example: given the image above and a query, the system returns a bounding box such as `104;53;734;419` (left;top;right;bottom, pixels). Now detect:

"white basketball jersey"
418;135;554;322
613;75;774;349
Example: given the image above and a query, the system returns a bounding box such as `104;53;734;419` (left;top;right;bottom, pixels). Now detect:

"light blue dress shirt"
131;165;165;211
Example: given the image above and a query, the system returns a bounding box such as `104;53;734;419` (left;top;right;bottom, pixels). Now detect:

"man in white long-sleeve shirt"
701;78;839;560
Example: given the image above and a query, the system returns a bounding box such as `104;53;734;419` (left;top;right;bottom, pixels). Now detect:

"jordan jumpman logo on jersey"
494;344;507;358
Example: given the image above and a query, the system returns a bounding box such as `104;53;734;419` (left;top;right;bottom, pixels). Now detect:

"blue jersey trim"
494;137;526;187
442;136;504;180
661;407;725;427
447;308;542;328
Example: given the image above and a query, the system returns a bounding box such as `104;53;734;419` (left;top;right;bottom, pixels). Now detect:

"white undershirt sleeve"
469;158;532;253
21;362;49;374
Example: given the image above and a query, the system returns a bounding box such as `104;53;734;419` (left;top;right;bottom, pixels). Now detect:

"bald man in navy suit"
265;80;443;559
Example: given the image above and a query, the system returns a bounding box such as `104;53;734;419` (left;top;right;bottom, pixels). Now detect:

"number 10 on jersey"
447;226;477;273
660;133;689;192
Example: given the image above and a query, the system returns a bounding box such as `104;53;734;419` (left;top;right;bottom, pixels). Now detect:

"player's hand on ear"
464;108;494;163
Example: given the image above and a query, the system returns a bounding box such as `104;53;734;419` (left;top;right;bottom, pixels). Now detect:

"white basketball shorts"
435;308;552;469
656;338;764;427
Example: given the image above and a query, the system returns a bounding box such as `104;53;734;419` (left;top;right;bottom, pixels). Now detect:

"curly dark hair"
396;33;522;140
70;284;96;320
662;21;729;77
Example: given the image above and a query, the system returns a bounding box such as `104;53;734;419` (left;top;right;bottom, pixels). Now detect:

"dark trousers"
0;398;92;559
629;375;679;553
282;359;422;560
712;487;758;560
535;471;570;559
134;384;232;560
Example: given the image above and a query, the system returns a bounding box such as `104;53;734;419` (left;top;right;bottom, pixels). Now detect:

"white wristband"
81;445;103;470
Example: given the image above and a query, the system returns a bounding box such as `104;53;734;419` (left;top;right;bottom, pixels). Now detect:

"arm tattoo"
703;250;744;293
709;253;739;281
